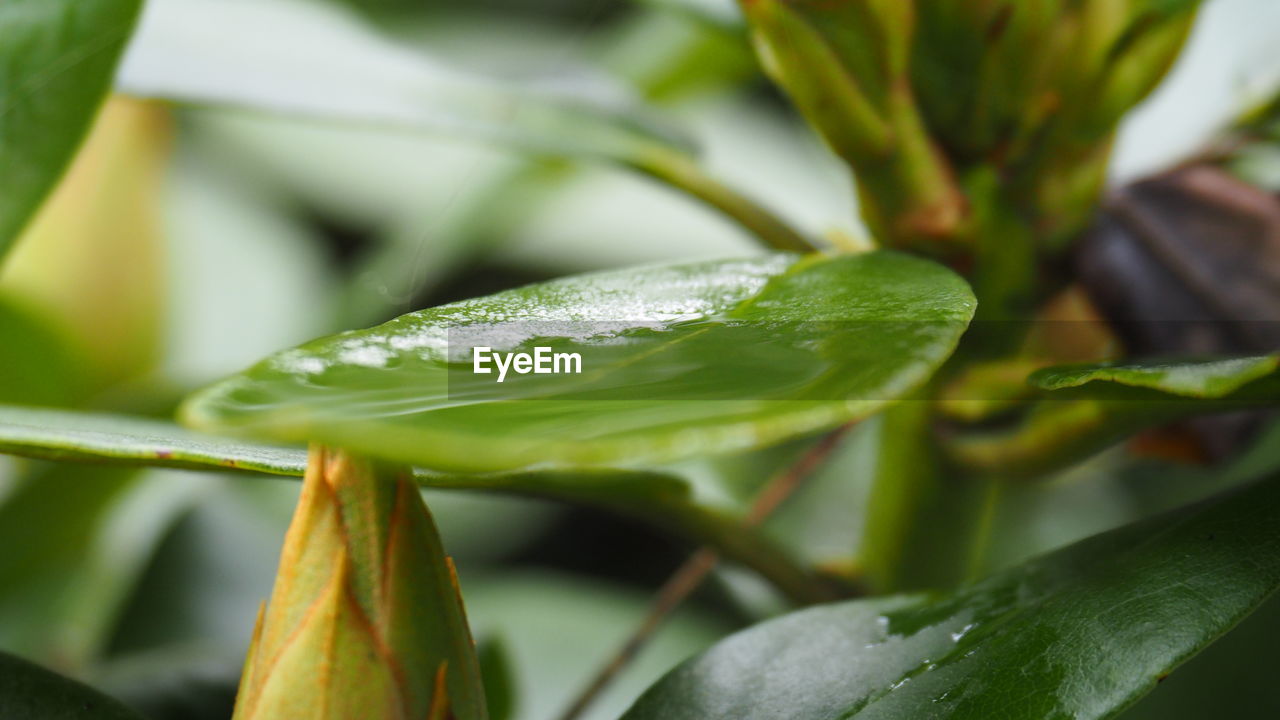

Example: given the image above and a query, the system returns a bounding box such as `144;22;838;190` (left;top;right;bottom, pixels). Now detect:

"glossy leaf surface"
182;252;975;473
0;0;143;257
625;473;1280;720
116;0;691;167
0;651;143;719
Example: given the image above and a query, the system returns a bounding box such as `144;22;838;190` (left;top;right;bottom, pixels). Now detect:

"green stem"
633;149;819;254
960;166;1040;359
853;83;970;254
858;400;992;593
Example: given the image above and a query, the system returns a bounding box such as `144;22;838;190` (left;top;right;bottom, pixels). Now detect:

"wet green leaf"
1030;356;1280;399
116;0;691;168
0;0;143;258
0;650;143;719
181;252;974;473
624;472;1280;720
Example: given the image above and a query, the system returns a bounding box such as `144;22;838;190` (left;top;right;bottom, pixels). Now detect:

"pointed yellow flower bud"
232;447;487;720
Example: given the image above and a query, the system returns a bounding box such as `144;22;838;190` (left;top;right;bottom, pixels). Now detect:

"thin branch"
554;547;721;720
554;424;857;720
631;150;821;254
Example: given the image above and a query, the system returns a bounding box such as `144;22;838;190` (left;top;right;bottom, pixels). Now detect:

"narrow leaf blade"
0;404;307;476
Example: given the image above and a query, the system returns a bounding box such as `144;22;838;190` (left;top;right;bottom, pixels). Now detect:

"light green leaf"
0;650;143;719
0;404;681;500
950;356;1280;478
181;251;975;473
0;404;307;476
0;0;143;258
0;298;79;407
2;98;170;389
623;472;1280;720
116;0;692;167
1030;356;1280;399
0;465;202;671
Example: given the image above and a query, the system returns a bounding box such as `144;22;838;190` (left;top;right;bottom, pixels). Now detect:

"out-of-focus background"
1;1;1279;718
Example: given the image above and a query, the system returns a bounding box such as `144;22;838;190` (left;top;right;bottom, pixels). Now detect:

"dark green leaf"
115;0;691;167
0;0;143;257
624;473;1280;720
181;251;974;473
1118;590;1280;719
477;637;517;720
0;650;143;719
